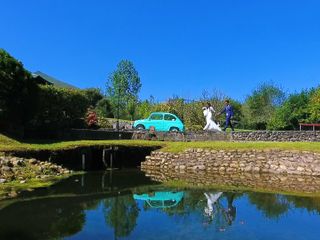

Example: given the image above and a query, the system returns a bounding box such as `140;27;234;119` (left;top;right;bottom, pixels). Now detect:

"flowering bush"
86;108;98;128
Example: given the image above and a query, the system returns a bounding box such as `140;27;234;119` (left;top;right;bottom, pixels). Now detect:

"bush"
29;85;90;131
86;108;98;128
97;117;113;129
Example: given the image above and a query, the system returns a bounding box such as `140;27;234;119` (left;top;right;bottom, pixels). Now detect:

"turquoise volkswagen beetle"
133;112;185;132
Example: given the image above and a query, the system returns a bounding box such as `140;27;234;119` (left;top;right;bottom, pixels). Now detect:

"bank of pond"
1;170;320;240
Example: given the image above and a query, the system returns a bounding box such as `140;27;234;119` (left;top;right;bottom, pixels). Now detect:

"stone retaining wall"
133;130;320;142
141;148;320;193
142;148;320;176
232;131;320;142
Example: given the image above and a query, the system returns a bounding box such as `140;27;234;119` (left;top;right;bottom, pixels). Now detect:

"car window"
149;113;163;120
164;114;176;121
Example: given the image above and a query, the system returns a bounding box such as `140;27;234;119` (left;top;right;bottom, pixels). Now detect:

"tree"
0;49;39;127
95;98;114;118
248;193;289;219
308;87;320;123
83;88;103;107
242;83;285;130
268;90;312;130
104;194;139;238
127;98;138;120
106;60;142;119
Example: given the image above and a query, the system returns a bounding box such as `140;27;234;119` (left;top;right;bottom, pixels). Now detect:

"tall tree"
0;49;39;127
83;88;103;107
106;60;141;119
308;87;320;123
103;194;139;238
242;83;285;130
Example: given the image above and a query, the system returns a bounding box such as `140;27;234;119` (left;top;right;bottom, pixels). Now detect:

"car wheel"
136;124;145;130
169;127;179;132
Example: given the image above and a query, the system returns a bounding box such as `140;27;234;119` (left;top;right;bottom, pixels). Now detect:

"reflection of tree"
0;198;86;240
286;196;320;214
103;194;139;238
248;193;289;219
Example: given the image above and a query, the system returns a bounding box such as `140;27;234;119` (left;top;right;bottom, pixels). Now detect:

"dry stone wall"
141;148;320;193
133;130;320;142
142;148;320;176
232;131;320;142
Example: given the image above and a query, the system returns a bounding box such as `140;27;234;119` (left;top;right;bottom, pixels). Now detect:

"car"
133;112;185;132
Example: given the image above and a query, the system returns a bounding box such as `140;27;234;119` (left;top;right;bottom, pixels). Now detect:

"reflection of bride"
203;106;222;131
204;192;223;217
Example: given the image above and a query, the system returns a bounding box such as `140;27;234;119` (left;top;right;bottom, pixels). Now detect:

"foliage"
248;193;289;219
104;194;139;237
308;88;320;123
127;98;138;120
267;90;313;130
136;99;154;119
29;85;90;131
95;98;114;118
97;117;113;129
0;49;39;126
83;88;103;107
242;83;285;130
106;60;142;119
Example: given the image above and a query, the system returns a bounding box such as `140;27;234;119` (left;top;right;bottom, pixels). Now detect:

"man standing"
218;100;234;132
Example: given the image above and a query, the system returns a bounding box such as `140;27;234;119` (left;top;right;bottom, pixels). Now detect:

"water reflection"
134;191;184;208
0;171;320;239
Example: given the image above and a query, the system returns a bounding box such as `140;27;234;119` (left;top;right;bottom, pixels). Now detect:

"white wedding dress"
203;107;222;132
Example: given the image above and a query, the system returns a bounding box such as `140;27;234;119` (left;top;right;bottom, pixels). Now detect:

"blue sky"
1;0;320;101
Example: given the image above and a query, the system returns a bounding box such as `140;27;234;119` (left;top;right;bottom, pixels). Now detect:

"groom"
218;100;235;132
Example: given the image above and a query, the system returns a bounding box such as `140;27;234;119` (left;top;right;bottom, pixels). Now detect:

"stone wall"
141;148;320;193
232;131;320;142
133;130;320;142
142;148;320;176
132;130;230;141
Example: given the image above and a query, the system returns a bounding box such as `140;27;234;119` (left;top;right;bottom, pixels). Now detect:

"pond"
1;170;320;240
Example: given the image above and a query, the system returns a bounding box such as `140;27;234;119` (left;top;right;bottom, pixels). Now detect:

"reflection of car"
133;191;184;209
133;112;185;132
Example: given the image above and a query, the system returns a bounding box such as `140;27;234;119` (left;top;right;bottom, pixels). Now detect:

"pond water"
1;170;320;240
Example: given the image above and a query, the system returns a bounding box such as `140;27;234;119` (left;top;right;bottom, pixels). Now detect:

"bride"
203;103;222;132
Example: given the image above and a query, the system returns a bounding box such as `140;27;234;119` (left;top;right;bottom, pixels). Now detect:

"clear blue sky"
1;0;320;101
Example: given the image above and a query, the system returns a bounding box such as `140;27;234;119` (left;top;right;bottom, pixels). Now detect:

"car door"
148;113;164;131
164;114;177;131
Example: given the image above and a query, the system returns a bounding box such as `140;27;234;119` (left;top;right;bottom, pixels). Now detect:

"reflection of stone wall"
143;168;320;194
141;149;320;191
232;131;320;142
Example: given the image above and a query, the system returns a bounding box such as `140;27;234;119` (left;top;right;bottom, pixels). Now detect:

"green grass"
1;133;320;153
0;175;70;199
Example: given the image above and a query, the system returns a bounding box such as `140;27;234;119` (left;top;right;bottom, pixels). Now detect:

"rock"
1;166;12;172
19;180;26;184
0;178;6;183
29;159;38;164
8;191;18;198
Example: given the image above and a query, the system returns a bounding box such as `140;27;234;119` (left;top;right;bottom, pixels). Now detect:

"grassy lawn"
1;133;320;153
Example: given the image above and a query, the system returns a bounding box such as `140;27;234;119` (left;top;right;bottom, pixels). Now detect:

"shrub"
29;85;90;131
